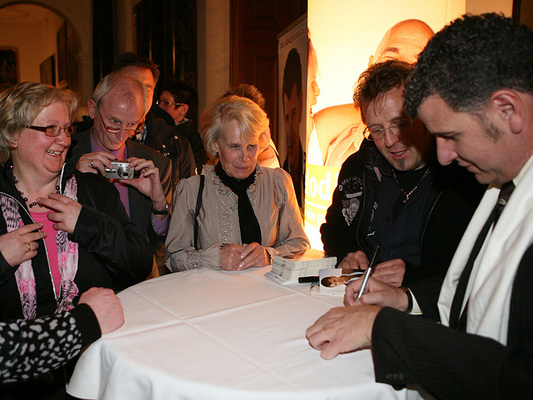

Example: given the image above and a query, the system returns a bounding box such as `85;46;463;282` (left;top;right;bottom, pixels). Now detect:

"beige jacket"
165;165;309;271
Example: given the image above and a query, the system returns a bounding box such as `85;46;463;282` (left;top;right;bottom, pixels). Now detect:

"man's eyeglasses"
24;124;76;137
95;108;144;136
156;99;186;108
363;120;413;141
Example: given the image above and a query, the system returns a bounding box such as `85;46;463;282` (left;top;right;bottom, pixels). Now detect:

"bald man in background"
314;19;435;167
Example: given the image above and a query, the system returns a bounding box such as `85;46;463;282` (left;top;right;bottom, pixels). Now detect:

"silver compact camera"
105;161;135;180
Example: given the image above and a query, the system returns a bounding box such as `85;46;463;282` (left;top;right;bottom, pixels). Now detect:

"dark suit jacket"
371;243;533;399
143;109;196;188
68;129;173;259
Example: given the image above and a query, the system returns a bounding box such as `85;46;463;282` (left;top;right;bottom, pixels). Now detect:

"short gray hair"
200;95;270;159
92;71;148;112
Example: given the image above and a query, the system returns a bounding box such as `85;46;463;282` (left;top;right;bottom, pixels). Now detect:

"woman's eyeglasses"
24;124;76;137
156;99;186;108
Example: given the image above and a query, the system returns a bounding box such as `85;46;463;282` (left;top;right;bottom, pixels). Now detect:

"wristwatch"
151;203;169;216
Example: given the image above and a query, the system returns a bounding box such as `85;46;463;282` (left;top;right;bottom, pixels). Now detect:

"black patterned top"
0;304;100;384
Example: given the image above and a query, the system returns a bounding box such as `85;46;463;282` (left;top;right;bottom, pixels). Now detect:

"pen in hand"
355;246;380;301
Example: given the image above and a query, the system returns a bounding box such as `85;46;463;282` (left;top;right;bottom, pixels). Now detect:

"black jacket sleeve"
71;172;153;287
320;152;371;262
371;242;533;400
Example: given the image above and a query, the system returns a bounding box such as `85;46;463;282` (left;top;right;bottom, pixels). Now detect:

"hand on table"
79;287;124;335
339;252;405;287
344;277;409;311
220;242;269;271
338;251;369;270
0;223;46;266
238;242;269;270
306;305;380;360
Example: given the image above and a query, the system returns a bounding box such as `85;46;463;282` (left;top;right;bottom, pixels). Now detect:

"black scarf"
215;162;262;244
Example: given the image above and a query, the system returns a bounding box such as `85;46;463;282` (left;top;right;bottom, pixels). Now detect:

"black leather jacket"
0;162;152;320
321;139;485;284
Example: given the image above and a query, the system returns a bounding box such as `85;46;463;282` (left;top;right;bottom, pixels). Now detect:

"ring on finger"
26;242;31;252
90;160;94;167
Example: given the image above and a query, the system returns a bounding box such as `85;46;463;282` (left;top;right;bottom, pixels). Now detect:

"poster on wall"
278;15;308;208
304;0;467;249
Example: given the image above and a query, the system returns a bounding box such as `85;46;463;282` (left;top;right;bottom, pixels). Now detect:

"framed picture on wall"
40;55;56;86
0;47;19;92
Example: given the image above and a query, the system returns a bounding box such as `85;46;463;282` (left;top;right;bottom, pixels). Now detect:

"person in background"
281;48;305;207
165;95;309;272
307;14;533;399
68;72;172;277
1;287;123;385
321;60;482;287
113;52;196;186
221;83;281;169
0;81;152;398
156;80;208;173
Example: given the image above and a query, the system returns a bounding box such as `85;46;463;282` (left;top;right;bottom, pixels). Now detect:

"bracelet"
400;287;413;314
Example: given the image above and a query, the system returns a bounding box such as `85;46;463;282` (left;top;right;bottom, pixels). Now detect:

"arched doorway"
0;0;92;103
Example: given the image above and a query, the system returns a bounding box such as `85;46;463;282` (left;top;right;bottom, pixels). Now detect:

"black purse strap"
194;175;205;250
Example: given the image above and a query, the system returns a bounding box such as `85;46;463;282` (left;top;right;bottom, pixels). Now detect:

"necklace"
11;166;60;208
392;167;431;204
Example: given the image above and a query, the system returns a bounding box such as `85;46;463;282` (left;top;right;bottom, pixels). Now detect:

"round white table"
67;267;409;400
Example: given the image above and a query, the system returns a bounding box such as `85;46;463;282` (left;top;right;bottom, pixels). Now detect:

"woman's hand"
220;244;245;271
0;223;46;266
237;242;269;270
37;193;82;234
219;242;269;271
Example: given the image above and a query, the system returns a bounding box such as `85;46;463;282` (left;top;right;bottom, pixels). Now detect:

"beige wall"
0;10;62;82
197;0;230;114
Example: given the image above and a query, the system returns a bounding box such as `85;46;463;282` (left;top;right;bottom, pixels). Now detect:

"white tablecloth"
67;267;408;400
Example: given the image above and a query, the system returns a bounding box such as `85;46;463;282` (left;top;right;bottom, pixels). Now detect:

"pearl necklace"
11;167;60;208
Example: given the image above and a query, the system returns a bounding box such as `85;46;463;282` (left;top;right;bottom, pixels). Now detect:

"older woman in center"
165;95;309;271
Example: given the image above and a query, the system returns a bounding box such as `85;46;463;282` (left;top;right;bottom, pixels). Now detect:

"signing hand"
306;305;380;360
76;151;116;176
78;287;124;335
36;193;82;234
338;251;369;270
237;242;269;270
344;277;409;311
0;223;46;266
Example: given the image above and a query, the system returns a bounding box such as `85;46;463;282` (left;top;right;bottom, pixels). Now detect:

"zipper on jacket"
0;162;67;303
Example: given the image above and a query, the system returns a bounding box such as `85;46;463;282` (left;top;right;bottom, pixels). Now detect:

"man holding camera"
68;72;172;276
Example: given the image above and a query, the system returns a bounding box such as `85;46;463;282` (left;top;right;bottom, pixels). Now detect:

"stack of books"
265;249;337;284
